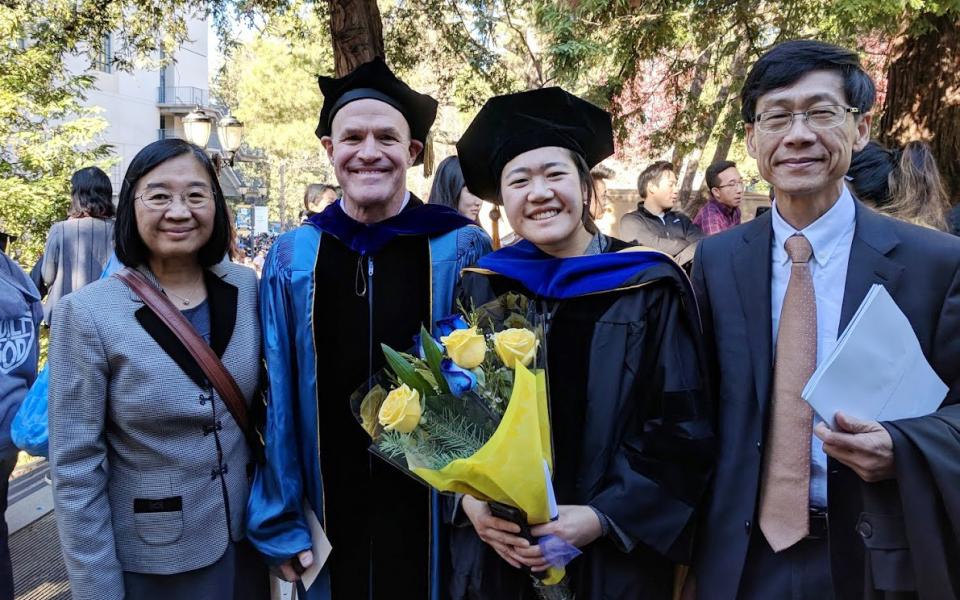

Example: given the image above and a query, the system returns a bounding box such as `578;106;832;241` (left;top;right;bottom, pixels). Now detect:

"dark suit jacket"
690;201;960;599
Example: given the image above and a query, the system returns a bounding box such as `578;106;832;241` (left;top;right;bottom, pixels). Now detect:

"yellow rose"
493;328;538;369
440;327;487;369
378;384;422;433
359;385;388;438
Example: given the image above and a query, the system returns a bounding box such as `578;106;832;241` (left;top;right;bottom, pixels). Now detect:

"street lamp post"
182;109;213;148
218;115;244;163
182;108;244;173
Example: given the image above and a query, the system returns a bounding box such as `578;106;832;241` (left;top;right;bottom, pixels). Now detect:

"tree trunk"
327;0;385;77
671;48;713;165
677;149;704;215
710;113;736;165
677;44;749;212
878;12;960;202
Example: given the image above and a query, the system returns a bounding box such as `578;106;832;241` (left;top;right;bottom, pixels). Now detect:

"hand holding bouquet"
351;295;578;596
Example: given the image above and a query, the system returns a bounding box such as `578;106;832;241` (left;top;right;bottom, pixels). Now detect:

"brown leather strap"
115;268;251;435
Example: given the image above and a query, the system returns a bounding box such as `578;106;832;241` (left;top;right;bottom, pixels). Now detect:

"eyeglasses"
136;189;213;210
754;105;860;134
716;181;744;191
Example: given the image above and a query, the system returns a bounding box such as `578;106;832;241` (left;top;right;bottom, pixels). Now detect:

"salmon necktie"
759;233;816;552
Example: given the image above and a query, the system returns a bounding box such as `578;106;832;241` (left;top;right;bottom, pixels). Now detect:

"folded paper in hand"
802;284;947;429
300;502;332;592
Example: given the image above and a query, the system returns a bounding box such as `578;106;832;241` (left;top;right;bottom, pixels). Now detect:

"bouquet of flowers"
351;293;578;597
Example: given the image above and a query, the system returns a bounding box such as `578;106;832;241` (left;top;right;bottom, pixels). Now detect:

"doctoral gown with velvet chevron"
450;237;715;600
313;225;436;599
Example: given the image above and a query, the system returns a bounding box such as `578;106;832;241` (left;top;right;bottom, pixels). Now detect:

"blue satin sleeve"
246;234;313;564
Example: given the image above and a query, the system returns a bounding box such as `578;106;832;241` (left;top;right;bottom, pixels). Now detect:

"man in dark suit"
690;40;960;599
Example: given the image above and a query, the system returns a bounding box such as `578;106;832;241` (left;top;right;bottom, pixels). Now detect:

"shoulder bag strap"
115;267;251;436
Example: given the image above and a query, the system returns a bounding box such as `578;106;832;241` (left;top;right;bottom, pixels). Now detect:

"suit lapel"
732;212;774;411
204;268;237;358
135;306;208;388
133;264;239;389
839;203;904;332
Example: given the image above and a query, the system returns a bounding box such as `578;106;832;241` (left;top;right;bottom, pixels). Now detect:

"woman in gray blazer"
48;139;268;600
41;166;116;323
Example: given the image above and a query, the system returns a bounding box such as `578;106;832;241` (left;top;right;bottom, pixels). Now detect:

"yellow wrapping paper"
413;363;565;584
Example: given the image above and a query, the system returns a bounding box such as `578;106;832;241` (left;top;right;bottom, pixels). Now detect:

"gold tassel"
422;132;435;177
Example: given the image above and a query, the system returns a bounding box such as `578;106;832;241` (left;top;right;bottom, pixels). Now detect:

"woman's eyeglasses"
136;190;213;210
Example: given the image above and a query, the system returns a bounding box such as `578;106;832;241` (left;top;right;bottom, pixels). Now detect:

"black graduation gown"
448;238;715;600
867;405;960;599
313;219;434;599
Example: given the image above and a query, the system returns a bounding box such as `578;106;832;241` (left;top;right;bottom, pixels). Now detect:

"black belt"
806;508;828;540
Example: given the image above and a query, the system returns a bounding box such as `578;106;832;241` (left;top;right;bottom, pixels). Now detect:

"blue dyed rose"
412;332;426;359
440;358;477;397
435;314;470;337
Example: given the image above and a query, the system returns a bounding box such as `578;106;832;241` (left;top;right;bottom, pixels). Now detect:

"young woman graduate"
449;87;715;599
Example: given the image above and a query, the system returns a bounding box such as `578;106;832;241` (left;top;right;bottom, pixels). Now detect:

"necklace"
165;288;195;306
162;273;204;307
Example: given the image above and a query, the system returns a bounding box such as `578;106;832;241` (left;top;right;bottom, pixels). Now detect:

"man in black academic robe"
453;237;715;599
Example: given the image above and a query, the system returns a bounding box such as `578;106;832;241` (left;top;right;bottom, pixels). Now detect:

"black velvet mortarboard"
314;57;438;165
456;87;614;201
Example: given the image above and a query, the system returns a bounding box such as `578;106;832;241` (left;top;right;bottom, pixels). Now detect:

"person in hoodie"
0;250;41;600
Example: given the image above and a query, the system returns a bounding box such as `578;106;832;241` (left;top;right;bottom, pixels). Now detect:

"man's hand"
461;495;530;569
814;412;895;482
276;550;314;582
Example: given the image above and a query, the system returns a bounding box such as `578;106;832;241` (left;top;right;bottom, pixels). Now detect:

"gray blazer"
48;261;261;600
41;217;115;323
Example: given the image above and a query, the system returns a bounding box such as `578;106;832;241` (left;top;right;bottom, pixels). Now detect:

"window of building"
110;162;122;197
93;34;112;73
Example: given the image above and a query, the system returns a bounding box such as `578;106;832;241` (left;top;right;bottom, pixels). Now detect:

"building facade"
63;14;242;198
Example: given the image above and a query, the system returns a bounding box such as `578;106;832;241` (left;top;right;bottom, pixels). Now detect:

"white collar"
397;191;411;215
771;185;856;268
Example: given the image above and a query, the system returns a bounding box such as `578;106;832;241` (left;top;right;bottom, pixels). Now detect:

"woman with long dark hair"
848;140;951;231
40;166;116;322
429;156;488;228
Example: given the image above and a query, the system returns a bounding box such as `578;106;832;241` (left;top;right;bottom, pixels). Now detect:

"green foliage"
0;0;319;265
382;343;435;398
521;0;957;178
0;0;291;266
379;406;487;470
420;325;451;395
212;2;334;227
0;3;121;266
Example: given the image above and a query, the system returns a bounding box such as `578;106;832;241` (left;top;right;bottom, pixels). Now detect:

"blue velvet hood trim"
308;200;473;255
475;239;676;299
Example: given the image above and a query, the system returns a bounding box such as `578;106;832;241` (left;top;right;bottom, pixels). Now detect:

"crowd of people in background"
0;36;958;600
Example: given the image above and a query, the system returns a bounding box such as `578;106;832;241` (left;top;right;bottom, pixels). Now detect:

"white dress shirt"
770;186;856;509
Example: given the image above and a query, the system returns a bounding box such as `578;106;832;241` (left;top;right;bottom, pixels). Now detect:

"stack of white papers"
300;502;333;591
802;284;947;429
